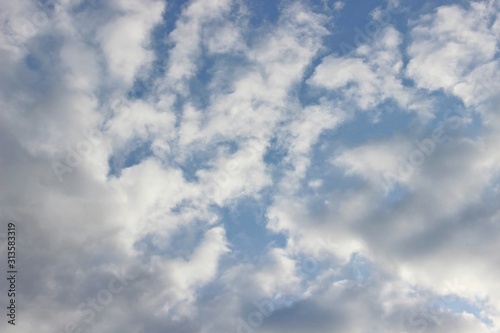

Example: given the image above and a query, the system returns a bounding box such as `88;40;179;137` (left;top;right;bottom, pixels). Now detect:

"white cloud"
406;2;498;93
160;0;233;94
96;0;165;86
308;26;424;113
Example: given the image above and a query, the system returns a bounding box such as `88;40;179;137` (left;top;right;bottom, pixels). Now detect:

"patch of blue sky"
174;155;212;182
337;102;416;144
296;143;363;211
205;55;253;95
169;58;250;131
459;301;493;327
383;182;408;204
127;79;150;100
425;92;485;141
304;194;331;222
263;135;288;165
405;283;492;326
484;174;500;198
219;195;287;261
36;0;55;12
154;0;189;55
25;53;41;71
194;277;226;304
246;0;281;28
300;103;415;172
126;0;188;100
316;0;405;57
67;0;90;14
263;135;295;185
22;34;63;75
303;161;364;198
340;252;373;284
458;111;483;140
129;0;260;104
297;56;331;100
107;140;153;177
428;296;493;327
172;140;239;182
430;91;466;120
291;103;421;208
185;56;219;110
296;63;347;107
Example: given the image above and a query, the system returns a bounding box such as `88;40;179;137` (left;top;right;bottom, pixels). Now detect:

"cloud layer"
1;0;500;332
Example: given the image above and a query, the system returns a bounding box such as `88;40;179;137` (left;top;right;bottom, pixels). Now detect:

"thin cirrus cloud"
0;0;499;332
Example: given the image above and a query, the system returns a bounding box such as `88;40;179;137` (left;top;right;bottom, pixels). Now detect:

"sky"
1;0;500;332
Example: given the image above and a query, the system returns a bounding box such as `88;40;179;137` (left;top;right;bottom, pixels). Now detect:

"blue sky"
1;0;500;332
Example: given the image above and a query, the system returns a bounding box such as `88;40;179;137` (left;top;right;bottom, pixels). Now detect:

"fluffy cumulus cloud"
1;0;500;332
